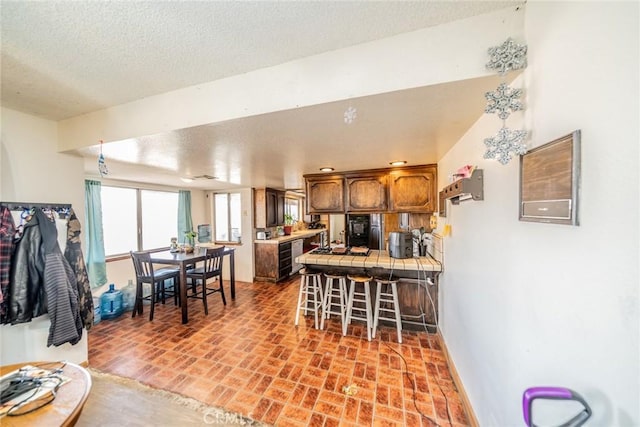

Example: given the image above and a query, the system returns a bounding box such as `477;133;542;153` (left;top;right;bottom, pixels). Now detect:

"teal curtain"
178;190;193;244
84;179;107;288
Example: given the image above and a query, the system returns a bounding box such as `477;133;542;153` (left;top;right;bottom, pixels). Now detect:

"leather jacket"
10;214;47;324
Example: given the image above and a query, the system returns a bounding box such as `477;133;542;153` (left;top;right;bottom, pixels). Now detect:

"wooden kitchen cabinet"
304;164;437;214
305;176;344;213
255;188;285;228
388;165;437;212
254;242;292;282
345;174;388;212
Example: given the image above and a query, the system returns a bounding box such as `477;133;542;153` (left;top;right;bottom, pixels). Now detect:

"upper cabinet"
255;188;285;228
388;166;437;212
305;164;437;214
305;176;345;213
345;174;388;212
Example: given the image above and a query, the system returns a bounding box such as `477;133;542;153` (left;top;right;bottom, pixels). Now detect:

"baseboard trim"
437;330;479;427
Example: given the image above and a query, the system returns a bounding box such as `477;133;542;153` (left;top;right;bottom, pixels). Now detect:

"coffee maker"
346;214;370;247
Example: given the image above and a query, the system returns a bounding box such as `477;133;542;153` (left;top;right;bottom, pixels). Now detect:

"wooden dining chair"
186;246;226;315
130;251;181;321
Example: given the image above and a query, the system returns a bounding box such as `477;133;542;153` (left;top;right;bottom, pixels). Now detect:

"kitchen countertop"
255;229;326;244
295;249;442;272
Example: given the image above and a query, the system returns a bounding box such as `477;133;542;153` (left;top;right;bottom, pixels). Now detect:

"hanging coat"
0;207;16;323
64;208;94;329
36;209;83;347
9;212;46;324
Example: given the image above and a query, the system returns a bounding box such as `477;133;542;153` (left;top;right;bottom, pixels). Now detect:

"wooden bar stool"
321;272;348;332
295;268;324;329
345;274;374;341
372;277;403;343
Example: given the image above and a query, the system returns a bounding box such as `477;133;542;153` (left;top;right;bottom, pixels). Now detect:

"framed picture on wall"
519;130;581;225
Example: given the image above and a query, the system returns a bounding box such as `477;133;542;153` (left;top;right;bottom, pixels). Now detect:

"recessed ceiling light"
180;177;194;183
389;160;407;166
319;167;334;172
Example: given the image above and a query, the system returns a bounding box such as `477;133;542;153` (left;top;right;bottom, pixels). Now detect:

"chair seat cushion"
155;268;179;279
187;267;221;277
186;267;205;275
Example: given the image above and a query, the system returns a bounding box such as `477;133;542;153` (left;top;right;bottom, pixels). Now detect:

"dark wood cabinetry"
278;242;292;279
388;165;437;212
254;241;294;282
345;174;388;212
305;176;344;213
255;188;285;228
305;165;437;214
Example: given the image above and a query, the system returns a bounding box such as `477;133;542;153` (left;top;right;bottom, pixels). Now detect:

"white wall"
1;107;89;365
437;2;639;425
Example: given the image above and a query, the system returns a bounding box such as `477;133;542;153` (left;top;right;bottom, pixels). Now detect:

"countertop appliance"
388;232;413;259
347;214;370;247
256;230;272;240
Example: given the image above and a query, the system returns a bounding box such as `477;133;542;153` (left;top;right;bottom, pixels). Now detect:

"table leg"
229;251;236;299
180;265;188;324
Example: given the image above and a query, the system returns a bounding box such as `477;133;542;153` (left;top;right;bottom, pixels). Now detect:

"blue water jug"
93;297;101;325
100;284;124;320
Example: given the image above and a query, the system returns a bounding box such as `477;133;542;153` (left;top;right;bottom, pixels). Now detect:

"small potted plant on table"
283;214;296;236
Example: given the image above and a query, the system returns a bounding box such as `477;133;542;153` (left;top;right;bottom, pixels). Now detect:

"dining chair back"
130;251;180;321
186;246;226;315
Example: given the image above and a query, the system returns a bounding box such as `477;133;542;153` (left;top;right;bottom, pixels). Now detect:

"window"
101;186;178;256
214;192;242;243
285;197;300;221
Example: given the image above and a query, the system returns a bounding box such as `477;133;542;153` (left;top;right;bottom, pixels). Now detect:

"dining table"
149;246;236;324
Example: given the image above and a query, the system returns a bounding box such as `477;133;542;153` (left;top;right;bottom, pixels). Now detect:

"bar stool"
320;272;348;332
345;274;374;341
295;268;324;329
372;277;403;343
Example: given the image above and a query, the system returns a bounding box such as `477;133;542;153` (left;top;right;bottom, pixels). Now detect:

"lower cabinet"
254;242;293;282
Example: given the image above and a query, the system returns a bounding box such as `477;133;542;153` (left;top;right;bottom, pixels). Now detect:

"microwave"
256;230;272;240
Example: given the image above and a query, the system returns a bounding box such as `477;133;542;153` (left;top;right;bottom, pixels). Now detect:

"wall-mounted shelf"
441;169;484;205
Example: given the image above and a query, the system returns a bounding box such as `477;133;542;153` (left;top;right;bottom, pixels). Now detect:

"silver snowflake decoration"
485;83;523;120
483;127;528;165
344;106;357;124
486;38;527;75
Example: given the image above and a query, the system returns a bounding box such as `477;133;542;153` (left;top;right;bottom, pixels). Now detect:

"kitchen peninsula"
295;249;442;330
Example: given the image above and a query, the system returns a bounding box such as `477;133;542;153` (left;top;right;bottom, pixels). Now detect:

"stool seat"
347;275;373;282
324;272;345;279
372;277;403;343
300;268;321;276
344;275;374;341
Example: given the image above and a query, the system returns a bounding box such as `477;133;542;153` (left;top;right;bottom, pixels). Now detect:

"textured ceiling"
1;1;521;190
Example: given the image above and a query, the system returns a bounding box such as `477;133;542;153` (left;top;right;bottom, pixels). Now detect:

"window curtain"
84;179;107;288
178;190;193;244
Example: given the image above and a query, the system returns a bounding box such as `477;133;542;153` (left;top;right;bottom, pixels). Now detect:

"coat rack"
1;201;72;211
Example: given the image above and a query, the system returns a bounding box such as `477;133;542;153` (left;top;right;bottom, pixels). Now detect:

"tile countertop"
254;229;326;244
295;249;442;272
